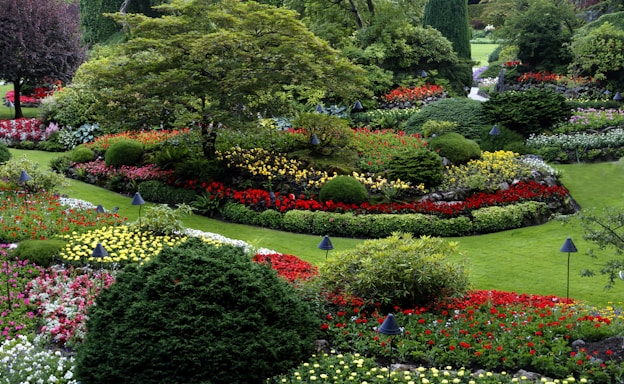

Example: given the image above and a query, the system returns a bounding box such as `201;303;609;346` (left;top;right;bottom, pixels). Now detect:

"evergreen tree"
423;0;472;60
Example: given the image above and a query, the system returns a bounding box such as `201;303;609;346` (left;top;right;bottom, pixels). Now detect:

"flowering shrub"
83;128;191;152
352;127;428;174
527;128;624;152
0;118;45;142
556;108;624;133
4;88;54;106
73;159;174;191
516;71;593;86
381;84;445;105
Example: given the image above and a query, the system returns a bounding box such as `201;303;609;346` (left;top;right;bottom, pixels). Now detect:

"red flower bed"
5;88;54;105
0;118;45;141
253;253;318;283
381;84;445;104
178;180;569;218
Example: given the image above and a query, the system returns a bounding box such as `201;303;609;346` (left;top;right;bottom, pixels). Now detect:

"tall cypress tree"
423;0;472;60
423;0;473;94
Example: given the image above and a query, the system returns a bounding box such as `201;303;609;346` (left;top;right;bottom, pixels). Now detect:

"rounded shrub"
12;239;67;267
404;98;486;141
387;148;444;189
74;238;319;384
104;139;144;167
315;233;470;310
319;175;368;204
428;132;481;165
70;146;95;163
0;143;11;164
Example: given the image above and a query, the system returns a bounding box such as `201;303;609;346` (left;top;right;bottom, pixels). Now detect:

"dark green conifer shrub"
482;88;571;137
387;148;444;189
480;125;528;153
75;238;319;384
174;158;227;183
104;139;144;167
70;146;95;163
0;143;11;164
137;180;198;206
404;98;486;141
428;132;481;165
319;175;368;204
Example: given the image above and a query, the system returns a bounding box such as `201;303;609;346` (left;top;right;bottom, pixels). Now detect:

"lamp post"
489;125;500;136
377;313;403;383
310;134;320;146
132;192;145;228
315;104;325;113
560;237;578;302
96;204;105;214
92;242;108;289
614;92;622;102
317;235;334;260
353;100;364;113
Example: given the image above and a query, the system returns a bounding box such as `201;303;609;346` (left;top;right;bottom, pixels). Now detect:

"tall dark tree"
0;0;85;118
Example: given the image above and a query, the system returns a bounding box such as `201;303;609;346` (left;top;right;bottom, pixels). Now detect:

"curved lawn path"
11;149;624;307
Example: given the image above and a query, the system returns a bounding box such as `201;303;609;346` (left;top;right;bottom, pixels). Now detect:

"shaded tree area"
0;0;85;118
72;0;370;157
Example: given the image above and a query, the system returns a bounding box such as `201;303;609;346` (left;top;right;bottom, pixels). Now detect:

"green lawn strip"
471;43;499;67
9;152;624;308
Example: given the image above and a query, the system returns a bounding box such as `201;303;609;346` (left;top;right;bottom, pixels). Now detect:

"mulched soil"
572;336;624;364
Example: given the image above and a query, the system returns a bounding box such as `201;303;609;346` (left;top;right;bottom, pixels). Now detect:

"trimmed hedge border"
219;200;551;238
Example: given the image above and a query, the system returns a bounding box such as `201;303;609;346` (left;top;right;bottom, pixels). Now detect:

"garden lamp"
19;170;32;184
96;204;105;214
619;271;624;280
132;192;145;228
92;242;108;289
614;92;623;102
420;70;427;77
310;134;320;146
377;313;403;382
560;237;578;302
317;235;334;260
315;104;324;113
353;100;364;112
489;125;501;136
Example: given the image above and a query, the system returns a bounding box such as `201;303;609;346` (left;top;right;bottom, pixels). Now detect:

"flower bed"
0;118;45;142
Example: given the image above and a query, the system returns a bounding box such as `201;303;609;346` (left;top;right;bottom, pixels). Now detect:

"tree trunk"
12;80;23;119
347;0;364;29
200;116;217;160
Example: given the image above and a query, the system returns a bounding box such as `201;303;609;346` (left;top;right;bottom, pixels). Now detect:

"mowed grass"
9;145;624;309
0;83;40;119
471;43;499;67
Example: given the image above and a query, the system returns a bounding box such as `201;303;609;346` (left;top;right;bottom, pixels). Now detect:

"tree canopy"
72;0;370;142
0;0;85;118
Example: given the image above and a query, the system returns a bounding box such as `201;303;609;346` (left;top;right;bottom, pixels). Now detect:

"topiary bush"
318;175;368;204
387;148;444;189
314;233;470;310
104;139;144;167
404;98;486;141
137;180;198;206
12;239;67;267
70;146;95;163
482;88;571;137
74;238;319;384
428;132;482;165
0;143;11;164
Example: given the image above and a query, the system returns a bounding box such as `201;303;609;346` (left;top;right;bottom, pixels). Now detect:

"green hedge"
217;201;551;238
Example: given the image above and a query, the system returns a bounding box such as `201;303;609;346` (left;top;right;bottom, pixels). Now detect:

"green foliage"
350;107;419;130
38;132;67;152
318;175;368;204
149;144;191;170
0;156;69;192
173;158;227;184
480;125;528;153
49;154;72;175
292;113;353;151
75;238;319;383
41;86;100;129
137;180;198;206
424;0;472;60
216;125;306;153
496;0;577;71
569;22;624;89
220;202;261;226
70;146;95;163
316;233;470;309
387;148;444;189
472;202;550;234
428;132;481;165
0;143;11;163
104;139;144;167
257;209;284;230
191;192;226;218
404;98;486;141
129;204;192;236
12;239;67;267
482;88;571;137
422;120;458;138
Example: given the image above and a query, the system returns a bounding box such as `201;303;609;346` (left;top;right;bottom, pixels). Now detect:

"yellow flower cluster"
56;226;209;265
351;172;422;193
442;151;532;190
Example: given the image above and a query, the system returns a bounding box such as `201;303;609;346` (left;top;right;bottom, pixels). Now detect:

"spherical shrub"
428;132;481;165
12;239;67;267
316;233;470;310
0;143;11;164
319;175;368;204
104;139;144;167
75;238;319;384
70;146;95;163
387;148;444;189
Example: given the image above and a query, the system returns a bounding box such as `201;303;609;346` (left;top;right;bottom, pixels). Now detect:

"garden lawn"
0;83;40;119
10;149;624;307
471;43;499;67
